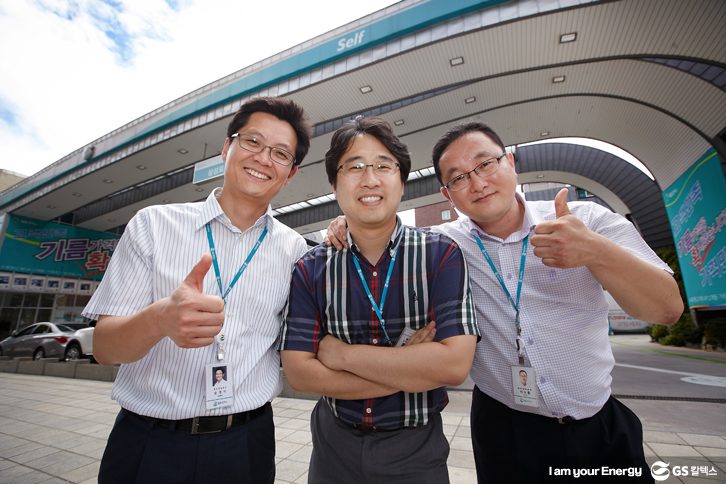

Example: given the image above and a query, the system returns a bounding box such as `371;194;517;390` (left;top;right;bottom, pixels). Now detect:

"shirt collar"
464;193;537;242
196;187;274;233
346;216;404;255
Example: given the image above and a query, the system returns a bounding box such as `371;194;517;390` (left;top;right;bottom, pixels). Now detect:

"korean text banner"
663;148;726;308
0;215;119;280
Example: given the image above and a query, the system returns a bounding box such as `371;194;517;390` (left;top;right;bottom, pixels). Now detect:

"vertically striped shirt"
433;194;672;420
83;189;308;419
281;221;479;429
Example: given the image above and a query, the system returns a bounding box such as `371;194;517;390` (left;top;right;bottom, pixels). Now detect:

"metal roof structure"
1;0;724;240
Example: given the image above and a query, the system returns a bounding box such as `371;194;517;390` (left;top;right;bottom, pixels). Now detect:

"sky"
0;0;398;177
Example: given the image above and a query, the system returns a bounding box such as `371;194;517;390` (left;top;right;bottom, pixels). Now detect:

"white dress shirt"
83;189;308;419
433;194;672;419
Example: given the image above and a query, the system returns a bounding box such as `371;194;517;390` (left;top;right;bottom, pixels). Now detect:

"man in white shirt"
84;97;311;484
327;122;682;483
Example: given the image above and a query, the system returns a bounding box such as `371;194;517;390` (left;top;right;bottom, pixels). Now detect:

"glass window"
7;293;23;307
19;308;38;328
24;293;40;307
36;308;52;322
74;295;91;307
16;324;37;336
0;307;21;337
39;294;55;307
33;323;50;334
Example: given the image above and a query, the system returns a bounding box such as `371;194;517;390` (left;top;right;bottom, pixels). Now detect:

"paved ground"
1;336;725;483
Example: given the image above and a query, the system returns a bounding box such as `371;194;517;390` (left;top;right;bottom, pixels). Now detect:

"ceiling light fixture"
136;164;147;170
177;148;189;155
464;96;476;104
560;32;577;43
536;174;545;179
449;56;464;66
72;192;82;197
359;85;372;94
540;131;550;137
552;75;566;83
46;204;56;209
102;179;113;184
394;119;405;126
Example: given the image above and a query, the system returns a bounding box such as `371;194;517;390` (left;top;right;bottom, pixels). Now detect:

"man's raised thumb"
554;188;571;218
184;254;212;292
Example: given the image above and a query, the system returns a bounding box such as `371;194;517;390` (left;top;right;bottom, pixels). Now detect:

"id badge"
395;327;416;347
511;365;539;408
206;362;233;410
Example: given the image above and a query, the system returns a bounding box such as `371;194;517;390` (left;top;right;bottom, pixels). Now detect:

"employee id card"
206;362;233;410
395;327;416;347
511;365;539;408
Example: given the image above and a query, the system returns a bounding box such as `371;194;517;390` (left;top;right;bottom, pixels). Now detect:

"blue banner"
663;148;726;308
0;215;119;280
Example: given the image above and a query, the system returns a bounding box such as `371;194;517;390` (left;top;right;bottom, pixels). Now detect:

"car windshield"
56;324;75;332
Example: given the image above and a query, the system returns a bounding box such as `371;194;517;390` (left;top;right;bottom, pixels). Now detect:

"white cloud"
0;0;397;176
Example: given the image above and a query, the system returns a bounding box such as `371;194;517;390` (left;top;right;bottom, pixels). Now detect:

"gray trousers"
308;399;450;484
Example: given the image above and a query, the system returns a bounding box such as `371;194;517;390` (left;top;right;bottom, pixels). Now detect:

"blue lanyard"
474;234;528;364
205;222;268;303
351;243;400;346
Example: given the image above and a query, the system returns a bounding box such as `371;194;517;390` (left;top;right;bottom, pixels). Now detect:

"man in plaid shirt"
281;116;479;483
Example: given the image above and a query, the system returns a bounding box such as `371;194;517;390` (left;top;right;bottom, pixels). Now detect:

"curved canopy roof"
1;0;723;241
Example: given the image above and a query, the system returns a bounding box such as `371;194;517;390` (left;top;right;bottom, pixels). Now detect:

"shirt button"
366;408;372;414
372;271;378;277
527;338;534;345
372;339;378;344
507;273;513;280
539;376;546;384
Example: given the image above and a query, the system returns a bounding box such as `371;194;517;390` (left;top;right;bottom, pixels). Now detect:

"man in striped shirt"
281;116;480;483
83;97;311;484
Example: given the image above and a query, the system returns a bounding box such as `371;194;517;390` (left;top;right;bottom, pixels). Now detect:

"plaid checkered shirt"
281;221;479;429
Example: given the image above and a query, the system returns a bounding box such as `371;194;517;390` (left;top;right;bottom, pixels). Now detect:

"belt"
556;415;576;425
350;422;403;433
121;402;269;435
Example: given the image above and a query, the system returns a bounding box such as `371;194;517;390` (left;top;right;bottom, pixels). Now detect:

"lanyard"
474;234;528;363
205;222;268;360
351;243;400;346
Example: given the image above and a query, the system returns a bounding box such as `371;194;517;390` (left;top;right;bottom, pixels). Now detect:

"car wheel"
64;343;81;361
33;348;45;360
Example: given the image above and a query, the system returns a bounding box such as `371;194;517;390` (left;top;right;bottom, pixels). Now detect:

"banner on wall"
0;215;120;281
663;148;726;308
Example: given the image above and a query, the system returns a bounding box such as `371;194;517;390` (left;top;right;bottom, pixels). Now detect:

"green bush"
648;324;669;341
703;318;726;348
659;313;702;347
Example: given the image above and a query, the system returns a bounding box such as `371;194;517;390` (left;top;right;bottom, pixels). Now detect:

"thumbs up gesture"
530;188;597;269
160;254;225;348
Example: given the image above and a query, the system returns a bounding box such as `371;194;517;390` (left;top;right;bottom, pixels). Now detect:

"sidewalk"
0;372;725;483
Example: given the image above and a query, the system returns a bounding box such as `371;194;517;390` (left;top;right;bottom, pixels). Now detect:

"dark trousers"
471;387;653;484
309;399;450;484
98;405;275;484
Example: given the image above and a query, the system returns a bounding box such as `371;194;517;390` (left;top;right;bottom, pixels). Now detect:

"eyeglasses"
336;160;400;177
230;133;296;166
443;153;507;192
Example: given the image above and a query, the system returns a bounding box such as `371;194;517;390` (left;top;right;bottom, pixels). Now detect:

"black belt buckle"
557;415;576;425
191;414;233;434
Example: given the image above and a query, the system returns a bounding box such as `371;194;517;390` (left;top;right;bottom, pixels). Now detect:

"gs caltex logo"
650;461;720;480
650;461;670;481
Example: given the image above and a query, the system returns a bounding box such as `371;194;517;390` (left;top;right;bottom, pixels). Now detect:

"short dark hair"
324;116;411;187
226;97;312;166
431;122;506;185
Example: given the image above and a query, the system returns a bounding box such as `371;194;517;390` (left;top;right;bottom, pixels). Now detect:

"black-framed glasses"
336;160;400;177
443;153;507;192
230;133;296;166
